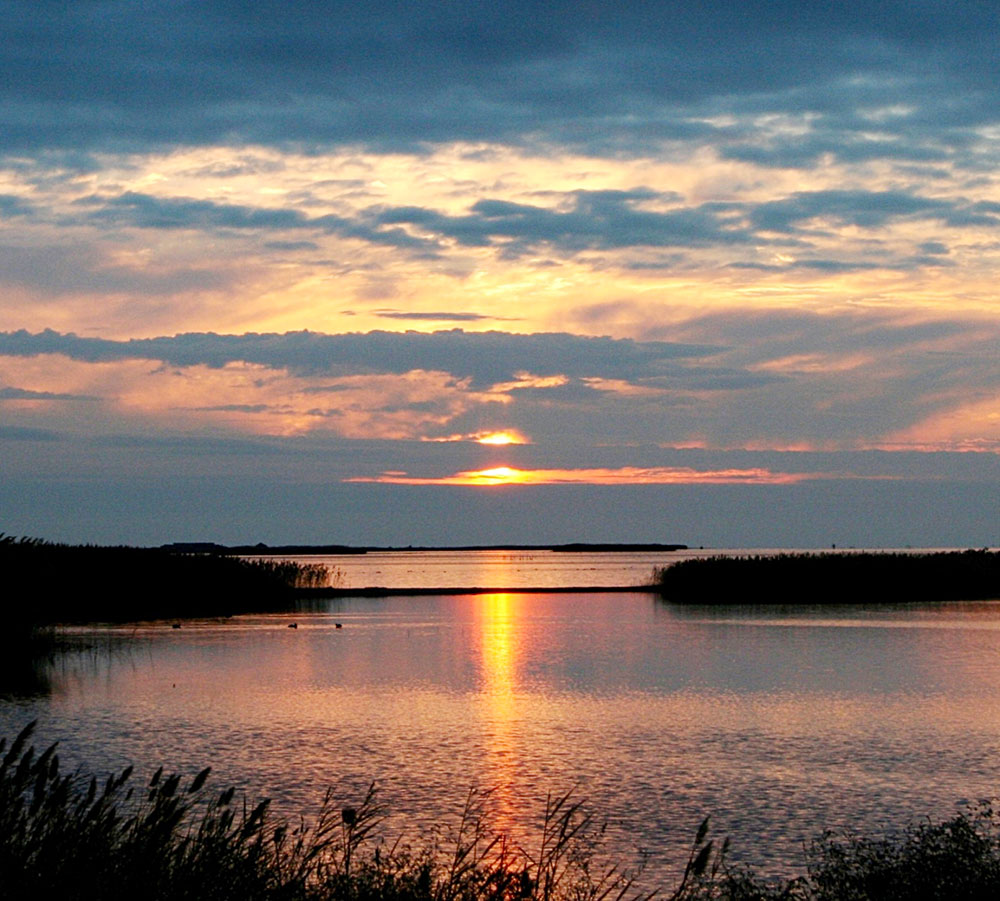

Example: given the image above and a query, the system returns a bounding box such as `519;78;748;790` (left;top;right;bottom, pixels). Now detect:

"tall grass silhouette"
1;534;330;624
0;722;665;901
655;549;1000;604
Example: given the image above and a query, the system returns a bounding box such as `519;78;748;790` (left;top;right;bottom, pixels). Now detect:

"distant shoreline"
161;541;690;555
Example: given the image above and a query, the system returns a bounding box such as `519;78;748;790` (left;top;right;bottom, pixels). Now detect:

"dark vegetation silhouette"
0;721;659;901
655;550;1000;604
3;721;1000;901
1;534;329;625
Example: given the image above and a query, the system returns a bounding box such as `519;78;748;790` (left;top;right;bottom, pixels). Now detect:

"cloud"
4;1;1000;167
64;187;1000;271
0;242;230;298
422;430;529;445
0;195;32;217
663;309;972;354
371;190;761;254
0;328;719;387
0;425;61;441
79;192;438;251
193;404;274;414
651;309;1000;450
746;190;997;232
0;316;996;455
0;386;98;401
372;310;503;322
262;240;319;251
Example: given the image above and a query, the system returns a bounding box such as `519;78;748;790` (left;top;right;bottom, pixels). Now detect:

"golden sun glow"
469;467;528;485
420;430;529;445
345;465;891;486
476;431;526;445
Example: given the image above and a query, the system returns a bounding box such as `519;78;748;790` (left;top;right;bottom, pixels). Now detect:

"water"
5;556;1000;886
287;547;684;588
278;546;956;589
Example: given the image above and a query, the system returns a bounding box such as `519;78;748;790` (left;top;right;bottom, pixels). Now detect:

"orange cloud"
876;395;1000;453
0;354;505;440
346;465;867;486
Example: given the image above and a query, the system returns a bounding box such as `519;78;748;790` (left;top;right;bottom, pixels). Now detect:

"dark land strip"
162;541;689;555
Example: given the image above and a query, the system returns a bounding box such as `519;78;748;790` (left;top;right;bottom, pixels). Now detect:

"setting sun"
476;432;527;446
471;467;527;485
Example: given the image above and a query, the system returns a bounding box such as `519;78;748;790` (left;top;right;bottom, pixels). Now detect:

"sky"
2;0;1000;547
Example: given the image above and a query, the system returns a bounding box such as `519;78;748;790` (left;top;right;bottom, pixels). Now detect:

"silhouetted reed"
0;722;658;901
1;533;330;624
655;549;1000;605
4;721;1000;900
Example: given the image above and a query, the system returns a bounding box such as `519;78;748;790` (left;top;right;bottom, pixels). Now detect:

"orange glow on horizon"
463;466;529;485
345;465;887;486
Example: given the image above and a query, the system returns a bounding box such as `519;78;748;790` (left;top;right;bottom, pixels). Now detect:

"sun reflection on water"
476;592;521;835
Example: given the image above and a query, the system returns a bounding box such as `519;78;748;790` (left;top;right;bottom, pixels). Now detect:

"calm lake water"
285;546;960;589
4;551;1000;886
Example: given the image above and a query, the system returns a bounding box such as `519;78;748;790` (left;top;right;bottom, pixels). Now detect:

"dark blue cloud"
0;327;720;387
69;187;996;266
4;1;1000;162
79;192;438;251
0;425;61;441
374;190;761;252
747;190;969;232
0;195;32;217
0;386;98;401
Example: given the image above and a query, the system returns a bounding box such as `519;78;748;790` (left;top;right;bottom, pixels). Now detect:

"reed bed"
1;534;330;623
4;722;1000;901
655;549;1000;604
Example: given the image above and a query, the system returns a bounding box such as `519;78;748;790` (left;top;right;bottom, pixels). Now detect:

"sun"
470;466;527;485
476;431;527;446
